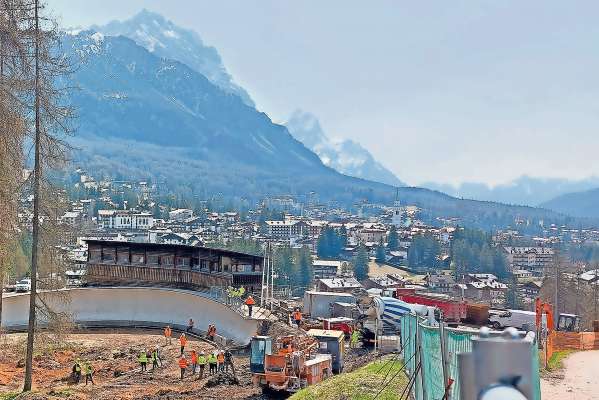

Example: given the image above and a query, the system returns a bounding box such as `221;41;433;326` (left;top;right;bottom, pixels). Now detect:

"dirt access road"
541;350;599;400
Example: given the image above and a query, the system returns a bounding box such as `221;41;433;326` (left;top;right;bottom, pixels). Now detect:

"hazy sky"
50;0;599;186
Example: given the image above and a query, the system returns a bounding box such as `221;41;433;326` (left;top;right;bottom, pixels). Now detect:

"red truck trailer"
322;317;354;337
396;292;467;322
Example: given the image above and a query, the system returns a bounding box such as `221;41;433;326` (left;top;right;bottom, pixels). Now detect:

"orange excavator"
535;298;580;333
250;335;333;393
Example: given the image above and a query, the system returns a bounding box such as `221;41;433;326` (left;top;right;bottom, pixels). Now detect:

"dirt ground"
541;350;599;400
0;328;264;399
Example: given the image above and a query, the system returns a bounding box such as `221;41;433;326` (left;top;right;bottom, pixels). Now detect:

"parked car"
489;309;536;330
65;270;85;287
3;284;16;293
15;278;31;292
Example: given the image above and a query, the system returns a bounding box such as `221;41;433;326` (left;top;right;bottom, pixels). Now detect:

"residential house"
363;275;405;291
425;272;456;295
312;260;350;279
316;277;363;293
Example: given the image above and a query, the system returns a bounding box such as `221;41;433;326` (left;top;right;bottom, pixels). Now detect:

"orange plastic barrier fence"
546;331;599;362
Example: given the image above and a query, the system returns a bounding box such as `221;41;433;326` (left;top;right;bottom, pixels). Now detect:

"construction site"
0;297;381;399
2;240;598;399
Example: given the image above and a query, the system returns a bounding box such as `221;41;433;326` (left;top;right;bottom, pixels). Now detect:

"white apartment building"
265;220;309;238
503;246;555;275
98;210;154;230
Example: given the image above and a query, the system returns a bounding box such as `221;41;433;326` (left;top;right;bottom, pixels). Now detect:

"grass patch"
0;392;20;400
290;357;409;400
48;388;74;397
546;350;575;371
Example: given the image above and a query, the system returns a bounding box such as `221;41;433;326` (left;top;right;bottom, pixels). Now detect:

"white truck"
15;278;31;292
488;309;536;330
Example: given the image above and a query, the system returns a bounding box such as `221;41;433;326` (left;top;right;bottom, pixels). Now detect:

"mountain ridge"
422;175;599;207
285;110;403;187
540;187;599;219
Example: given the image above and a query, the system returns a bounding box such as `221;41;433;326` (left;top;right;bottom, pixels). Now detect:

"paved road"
541;350;599;400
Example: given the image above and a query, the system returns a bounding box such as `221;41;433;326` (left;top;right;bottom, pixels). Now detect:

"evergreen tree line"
451;228;508;279
273;246;313;289
407;235;441;270
567;242;599;264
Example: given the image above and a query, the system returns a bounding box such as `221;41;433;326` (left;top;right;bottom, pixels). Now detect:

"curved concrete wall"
1;287;258;344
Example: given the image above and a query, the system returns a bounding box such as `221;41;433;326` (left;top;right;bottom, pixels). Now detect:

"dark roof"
84;239;264;260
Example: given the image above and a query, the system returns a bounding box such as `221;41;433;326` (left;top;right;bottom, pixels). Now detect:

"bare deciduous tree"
0;0;30;332
0;0;73;391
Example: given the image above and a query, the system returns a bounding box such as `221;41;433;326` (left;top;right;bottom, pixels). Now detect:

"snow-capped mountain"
286;110;403;187
91;9;254;107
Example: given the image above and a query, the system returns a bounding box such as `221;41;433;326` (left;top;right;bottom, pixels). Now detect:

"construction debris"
205;372;240;387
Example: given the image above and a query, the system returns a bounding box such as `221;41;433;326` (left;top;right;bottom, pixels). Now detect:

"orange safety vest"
179;358;188;369
191;352;197;363
293;311;302;321
165;327;171;337
180;336;187;346
217;353;224;363
245;297;255;306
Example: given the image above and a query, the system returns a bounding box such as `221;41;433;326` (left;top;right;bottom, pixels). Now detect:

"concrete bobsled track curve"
1;287;259;344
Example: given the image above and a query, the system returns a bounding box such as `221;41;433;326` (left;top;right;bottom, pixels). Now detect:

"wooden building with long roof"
85;240;264;291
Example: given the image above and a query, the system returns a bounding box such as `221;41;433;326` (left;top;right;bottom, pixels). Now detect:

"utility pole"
439;316;451;400
554;255;560;323
265;242;271;308
594;266;598;320
260;245;265;307
417;320;427;400
270;247;274;311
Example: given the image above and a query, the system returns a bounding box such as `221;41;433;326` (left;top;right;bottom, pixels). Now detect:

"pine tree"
317;227;343;259
296;246;313;289
353;244;369;281
388;226;399;250
375;239;386;263
275;246;295;285
316;228;330;258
